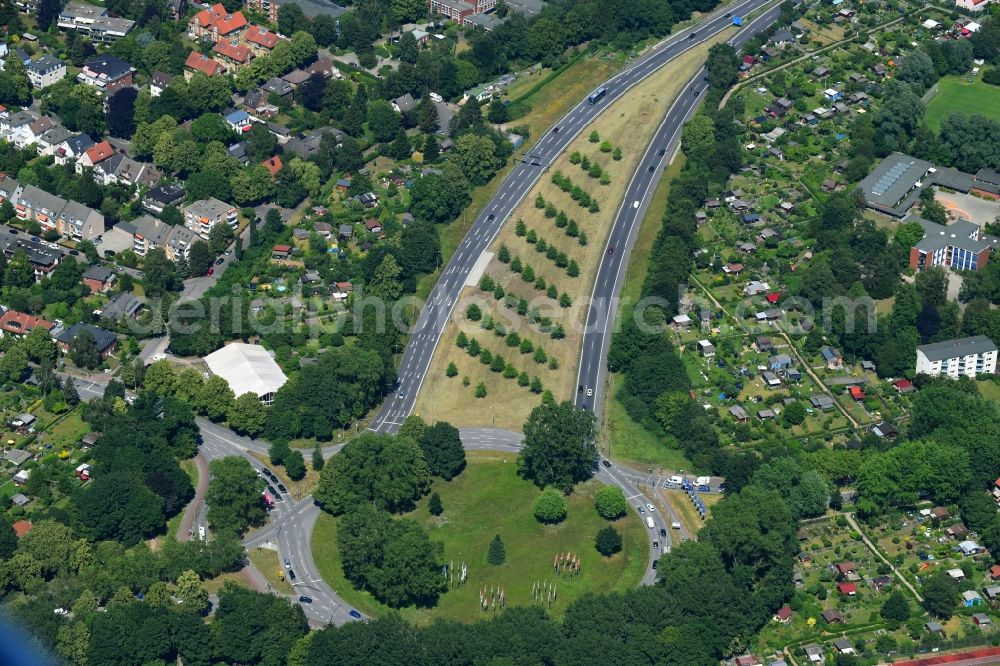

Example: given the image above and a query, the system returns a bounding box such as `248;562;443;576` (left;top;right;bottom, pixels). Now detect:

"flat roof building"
916;336;997;379
858;152;932;217
910;217;998;273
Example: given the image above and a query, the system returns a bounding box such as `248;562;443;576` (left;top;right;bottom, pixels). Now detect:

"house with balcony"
56;200;104;241
82;264;115;293
149;71;172;97
0;174;22;204
128;215;198;262
57;2;135;42
183;197;238;239
93;153;160;188
243;25;280;55
245;0;279;23
55;133;95;166
56;323;117;358
0;234;61;279
189;3;248;43
36;125;75;158
185;51;225;78
26;54;66;89
916;336;997;379
0;110;36;143
15;185;67;233
213;39;253;72
142;183;185;216
13;115;53;149
77;55;135;93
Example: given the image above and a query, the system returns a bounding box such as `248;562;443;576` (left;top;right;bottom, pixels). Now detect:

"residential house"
916;335;997;378
26;54;66;89
810;395;835;410
833;638;855;655
848;386;865;401
57;2;135;42
75;139;114;174
128;215;198;261
15;184;67;232
142;183;185;216
271;244;291;260
0;310;52;337
0;234;61;279
150;71;172;97
945;523;968;539
94;153;160;189
243;25;280;55
756;336;775;353
835;561;855;577
392;93;417;114
762;372;781;388
57;200;104;241
283;127;342;159
364;218;383;234
76;55;135;93
56;323;117;358
697;339;716;357
243;89;279;119
213;39;253;72
821;609;843;624
281;69;310;89
305;58;336;79
959;540;982;556
55;133;95;166
973;613;991;627
225;109;253;134
262;76;293;99
10;493;29;507
13;115;53;149
185;51;225;78
803;645;823;663
36;125;75;158
837;582;857;596
183;198;238;239
189;3;247;42
101;291;142;321
956;0;994;11
82;265;115;293
872;422;899;439
266;121;290;143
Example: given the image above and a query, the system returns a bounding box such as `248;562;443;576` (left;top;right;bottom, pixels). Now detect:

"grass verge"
311;452;646;625
415;34;734;429
248;548;293;595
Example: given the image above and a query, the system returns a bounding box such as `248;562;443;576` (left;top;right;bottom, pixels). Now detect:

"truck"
262;490;276;509
645;516;655;529
732;16;743;26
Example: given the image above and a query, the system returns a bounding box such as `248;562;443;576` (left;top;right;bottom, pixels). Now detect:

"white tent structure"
204;343;287;404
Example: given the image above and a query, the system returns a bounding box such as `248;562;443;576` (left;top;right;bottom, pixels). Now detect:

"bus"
262;491;275;509
588;87;608;104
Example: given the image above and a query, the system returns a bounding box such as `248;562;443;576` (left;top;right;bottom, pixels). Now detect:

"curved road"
368;0;779;435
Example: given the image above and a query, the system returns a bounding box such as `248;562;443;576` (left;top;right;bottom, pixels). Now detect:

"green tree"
681;115;716;159
0;514;16;559
487;534;506;565
428;491;443;516
881;589;910;622
196;375;235;421
368;254;404;301
284;449;306;481
208;220;235;254
144;359;177;396
446;361;458;377
533;488;567;523
228;392;267;437
417;422;466;480
595;485;628;520
206;457;266;536
176;569;210;614
519;400;596;492
595;526;622;556
312;447;325;472
922;570;959;618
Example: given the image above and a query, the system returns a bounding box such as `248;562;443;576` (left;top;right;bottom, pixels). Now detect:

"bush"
533;488;567;523
595;526;622;556
589;131;599;143
475;382;487;398
429;492;443;515
466;303;482;321
595;486;627;519
599;141;612;153
446;362;458;377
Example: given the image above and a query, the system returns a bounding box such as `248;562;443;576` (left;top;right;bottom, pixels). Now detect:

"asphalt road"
367;0;778;434
573;2;788;419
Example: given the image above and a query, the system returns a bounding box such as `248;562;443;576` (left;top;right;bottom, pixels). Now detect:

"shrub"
535;194;545;209
446;362;458;377
518;372;529;386
595;526;622;556
599;141;612;153
515;219;527;236
559;292;572;307
429;492;443;515
595;486;627;519
521;265;535;283
479;275;495;291
490;355;505;372
503;364;518;379
530;376;543;393
567;261;580;277
526;229;537;243
566;220;578;237
467;339;481;356
510;256;522;273
493;285;505;300
547;285;558;299
475;382;487;398
578;231;588;246
550;325;566;340
533;488;567;523
534;277;546;291
456;332;468;348
506;332;520;348
536;238;548;253
462;375;470;386
545;204;557;218
569;151;582;164
498;245;511;263
612;147;622;160
588;131;600;143
548;358;559;370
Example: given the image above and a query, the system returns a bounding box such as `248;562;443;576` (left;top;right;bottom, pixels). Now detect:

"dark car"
658;148;665;156
602;459;611;468
552;126;560;133
69;249;79;256
724;12;731;18
688;32;696;39
652;559;659;569
278;483;287;493
578;385;582;393
659;528;666;537
647;165;654;172
693;89;700;97
653;540;659;549
7;228;15;234
299;596;312;604
215;257;224;265
288;569;296;581
607;246;614;255
487;213;495;221
349;610;362;619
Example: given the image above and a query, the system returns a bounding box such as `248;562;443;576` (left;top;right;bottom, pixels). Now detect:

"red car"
206;268;213;277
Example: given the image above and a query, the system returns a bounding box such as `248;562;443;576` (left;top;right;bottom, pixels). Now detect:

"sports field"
925;75;1000;132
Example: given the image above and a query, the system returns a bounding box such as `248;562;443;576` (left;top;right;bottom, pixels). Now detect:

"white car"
669;475;683;485
671;521;681;529
646;503;655;512
586;388;593;397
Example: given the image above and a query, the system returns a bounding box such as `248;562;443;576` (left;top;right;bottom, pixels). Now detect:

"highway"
367;0;779;434
574;1;788;419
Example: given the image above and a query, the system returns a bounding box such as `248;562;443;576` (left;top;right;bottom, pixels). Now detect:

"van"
198;526;206;540
645;516;655;529
671;521;681;529
695;476;711;486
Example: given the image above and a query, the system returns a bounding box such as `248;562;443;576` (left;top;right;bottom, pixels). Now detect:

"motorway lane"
573;3;787;418
368;0;778;435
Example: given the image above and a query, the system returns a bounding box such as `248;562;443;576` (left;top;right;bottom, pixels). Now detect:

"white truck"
645;516;655;529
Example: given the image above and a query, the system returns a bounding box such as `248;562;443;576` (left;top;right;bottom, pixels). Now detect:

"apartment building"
127;215;198;262
77;55;135;93
15;184;67;232
58;2;135;42
189;3;248;43
183;197;238;239
26;54;66;89
916;335;998;378
245;0;279;23
909;217;998;272
427;0;496;25
56;200;105;241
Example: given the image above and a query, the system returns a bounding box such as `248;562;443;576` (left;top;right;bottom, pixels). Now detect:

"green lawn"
311;453;647;625
925;75;1000;132
604;375;693;471
977;379;1000;403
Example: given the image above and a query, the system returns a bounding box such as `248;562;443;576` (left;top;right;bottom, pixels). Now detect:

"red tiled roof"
12;520;32;537
244;25;279;49
262;155;282;176
893;378;914;391
766;292;781;303
838;582;857;594
365;219;382;230
849;386;864;400
185;51;225;77
84;140;114;165
193;3;248;35
273;244;291;252
775;605;791;620
213;40;252;63
0;310;53;335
